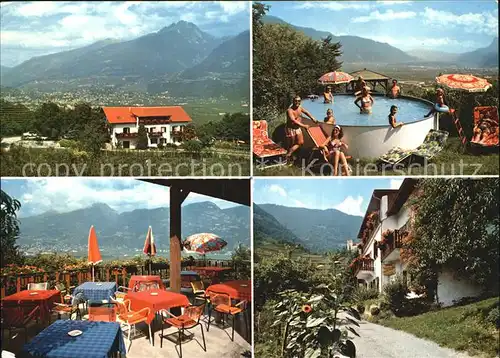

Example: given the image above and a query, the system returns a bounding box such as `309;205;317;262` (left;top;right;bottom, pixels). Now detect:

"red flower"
302;305;312;313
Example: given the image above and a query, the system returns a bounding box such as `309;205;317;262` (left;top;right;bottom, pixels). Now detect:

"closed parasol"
87;226;102;282
318;71;354;85
143;226;157;274
436;74;492;93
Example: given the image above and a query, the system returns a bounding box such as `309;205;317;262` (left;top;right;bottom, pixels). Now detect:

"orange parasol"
87;225;102;282
436;74;492;93
318;71;354;85
143;226;157;274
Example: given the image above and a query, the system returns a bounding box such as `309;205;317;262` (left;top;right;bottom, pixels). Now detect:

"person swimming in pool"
354;87;374;114
285;95;319;164
320;125;350;176
323;86;334;104
388;79;401;98
354;76;367;95
324;108;336;125
425;88;455;117
388;105;404;128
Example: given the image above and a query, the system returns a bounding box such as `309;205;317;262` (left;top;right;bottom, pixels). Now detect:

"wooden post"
106;269;110;282
16;277;21;292
122;268;126;287
170;186;189;293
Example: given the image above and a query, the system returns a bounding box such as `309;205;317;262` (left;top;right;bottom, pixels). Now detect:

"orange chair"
206;291;247;341
159;304;206;358
52;291;84;320
112;298;152;352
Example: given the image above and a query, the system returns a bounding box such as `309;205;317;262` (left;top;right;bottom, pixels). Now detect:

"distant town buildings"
103;106;192;149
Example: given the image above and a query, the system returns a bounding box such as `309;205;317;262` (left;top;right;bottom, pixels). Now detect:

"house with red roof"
102;106;192;149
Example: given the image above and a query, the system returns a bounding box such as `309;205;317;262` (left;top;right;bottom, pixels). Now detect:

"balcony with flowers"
349;255;375;281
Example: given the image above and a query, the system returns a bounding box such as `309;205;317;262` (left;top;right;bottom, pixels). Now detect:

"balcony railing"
354;259;374;276
0;259;247;298
381;229;406;261
148;131;164;138
116;132;138;139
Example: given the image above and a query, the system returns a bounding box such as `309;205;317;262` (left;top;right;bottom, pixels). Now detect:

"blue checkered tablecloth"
21;320;126;358
72;282;117;304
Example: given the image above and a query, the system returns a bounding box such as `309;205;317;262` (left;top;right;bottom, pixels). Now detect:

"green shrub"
182;140;203;153
486;307;499;328
383;275;409;317
370;306;381;316
58;139;79;149
353;286;379;302
356;303;365;314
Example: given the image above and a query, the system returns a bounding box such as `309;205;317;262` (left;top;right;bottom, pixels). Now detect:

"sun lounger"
470;106;499;150
378;147;414;166
253;120;287;167
410;129;449;162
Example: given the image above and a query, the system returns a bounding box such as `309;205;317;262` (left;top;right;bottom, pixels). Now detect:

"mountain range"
254;204;362;253
263;15;498;68
0;21;249;98
18;201;250;254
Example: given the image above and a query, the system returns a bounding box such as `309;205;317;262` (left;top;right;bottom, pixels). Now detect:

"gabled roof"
356;189;398;238
349;68;391;81
103;106;192;124
386;179;419;216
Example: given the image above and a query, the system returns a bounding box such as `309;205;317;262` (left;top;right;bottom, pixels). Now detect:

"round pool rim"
301;93;435;128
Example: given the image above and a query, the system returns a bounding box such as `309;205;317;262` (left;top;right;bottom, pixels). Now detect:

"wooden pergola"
140;179;250;293
347;68;392;94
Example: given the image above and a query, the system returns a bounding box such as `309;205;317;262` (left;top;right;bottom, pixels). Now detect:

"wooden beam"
169;186;189;293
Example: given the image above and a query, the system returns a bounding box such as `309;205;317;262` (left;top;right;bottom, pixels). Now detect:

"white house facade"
103;106;192;149
351;179;482;307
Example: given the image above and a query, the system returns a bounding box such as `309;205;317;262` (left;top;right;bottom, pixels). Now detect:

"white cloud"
422;7;498;37
390;179;404;190
376;1;413;5
268;184;287;198
334;195;364;217
293;199;306;208
16;178;234;217
218;1;247;15
353;9;416;23
295;1;371;11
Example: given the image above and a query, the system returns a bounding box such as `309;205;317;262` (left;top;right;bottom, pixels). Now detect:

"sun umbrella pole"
92;264;95;282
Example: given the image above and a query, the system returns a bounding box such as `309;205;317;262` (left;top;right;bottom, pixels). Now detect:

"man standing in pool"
285;95;319;164
388;79;401;98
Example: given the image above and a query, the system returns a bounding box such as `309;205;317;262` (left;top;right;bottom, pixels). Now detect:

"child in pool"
388;105;404;128
425;88;455;117
320;125;350;176
324;108;336;125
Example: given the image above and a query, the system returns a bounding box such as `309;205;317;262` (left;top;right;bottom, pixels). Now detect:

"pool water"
301;95;432;126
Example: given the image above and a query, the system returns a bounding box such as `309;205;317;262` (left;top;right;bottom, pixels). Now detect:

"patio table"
72;282;117;304
125;289;190;325
20;320;126;358
206;280;251;301
2;290;60;323
128;275;164;290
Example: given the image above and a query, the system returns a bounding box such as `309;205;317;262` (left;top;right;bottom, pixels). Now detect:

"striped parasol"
183;233;227;255
436;74;492;93
318;71;354;85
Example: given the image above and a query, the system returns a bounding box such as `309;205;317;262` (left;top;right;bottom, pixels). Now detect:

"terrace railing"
353;259;374;276
1;259;248;298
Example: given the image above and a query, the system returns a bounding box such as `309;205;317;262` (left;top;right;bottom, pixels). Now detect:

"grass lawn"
378;297;499;357
255;138;499;176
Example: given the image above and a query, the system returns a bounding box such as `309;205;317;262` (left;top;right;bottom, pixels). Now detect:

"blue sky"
264;1;498;53
1;178;240;218
0;1;250;67
253;178;403;217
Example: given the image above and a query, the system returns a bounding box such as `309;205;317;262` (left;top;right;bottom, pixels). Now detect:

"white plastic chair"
27;282;48;290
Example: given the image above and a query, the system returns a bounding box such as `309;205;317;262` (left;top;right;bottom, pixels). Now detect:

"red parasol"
436;74;492;93
143;226;156;274
87;225;102;282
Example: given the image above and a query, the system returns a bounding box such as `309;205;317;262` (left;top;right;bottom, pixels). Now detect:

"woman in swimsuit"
388;105;403;128
354;87;374;114
320;125;350;176
323;86;334;104
285;95;318;164
324;108;336;125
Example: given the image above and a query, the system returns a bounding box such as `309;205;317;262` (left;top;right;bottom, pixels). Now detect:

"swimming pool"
299;94;437;159
302;94;432;125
